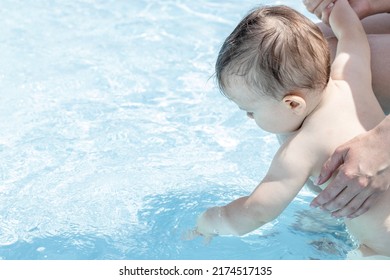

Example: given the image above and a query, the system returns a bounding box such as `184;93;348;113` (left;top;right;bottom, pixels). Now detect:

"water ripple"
0;0;350;259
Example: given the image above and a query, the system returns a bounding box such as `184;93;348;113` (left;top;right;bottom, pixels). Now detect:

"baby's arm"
327;0;370;85
195;142;313;237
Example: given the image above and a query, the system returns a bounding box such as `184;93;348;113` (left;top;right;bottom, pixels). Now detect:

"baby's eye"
246;112;254;119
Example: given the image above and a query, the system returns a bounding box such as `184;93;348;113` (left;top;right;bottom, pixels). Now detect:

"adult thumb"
317;147;348;185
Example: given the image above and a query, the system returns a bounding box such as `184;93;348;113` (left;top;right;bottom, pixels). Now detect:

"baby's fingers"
203;235;213;245
182;228;201;240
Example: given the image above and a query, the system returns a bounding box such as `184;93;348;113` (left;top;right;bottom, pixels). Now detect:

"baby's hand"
196;207;221;236
182;227;215;244
182;227;201;240
183;207;222;242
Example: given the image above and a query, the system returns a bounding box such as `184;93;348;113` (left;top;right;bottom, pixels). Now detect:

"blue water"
0;0;354;259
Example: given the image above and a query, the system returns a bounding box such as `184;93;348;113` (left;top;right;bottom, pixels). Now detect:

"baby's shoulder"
277;131;321;163
277;128;335;177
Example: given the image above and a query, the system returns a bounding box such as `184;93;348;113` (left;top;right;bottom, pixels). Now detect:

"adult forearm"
369;0;390;16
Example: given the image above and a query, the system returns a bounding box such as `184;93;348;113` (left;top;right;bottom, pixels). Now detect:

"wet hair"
215;5;330;99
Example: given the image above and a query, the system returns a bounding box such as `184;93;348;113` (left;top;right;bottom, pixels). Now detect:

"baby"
192;0;390;258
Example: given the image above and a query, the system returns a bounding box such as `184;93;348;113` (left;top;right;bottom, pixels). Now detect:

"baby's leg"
318;14;390;114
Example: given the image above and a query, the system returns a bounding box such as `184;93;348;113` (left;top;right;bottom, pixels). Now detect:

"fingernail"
327;2;335;9
314;176;321;186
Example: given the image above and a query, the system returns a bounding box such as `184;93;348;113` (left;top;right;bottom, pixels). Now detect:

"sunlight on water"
0;0;353;259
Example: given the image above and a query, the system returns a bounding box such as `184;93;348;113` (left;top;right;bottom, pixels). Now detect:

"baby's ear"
282;94;307;115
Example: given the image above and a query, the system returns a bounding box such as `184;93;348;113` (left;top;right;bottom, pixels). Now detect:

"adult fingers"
304;0;335;19
328;187;373;217
310;174;347;208
303;0;322;13
317;146;348;185
347;193;380;219
320;1;335;24
329;193;373;218
321;185;362;214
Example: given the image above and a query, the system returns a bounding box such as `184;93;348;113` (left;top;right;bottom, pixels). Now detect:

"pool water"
0;0;354;259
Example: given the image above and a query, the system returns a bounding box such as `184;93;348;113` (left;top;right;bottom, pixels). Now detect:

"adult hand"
304;0;372;21
311;117;390;218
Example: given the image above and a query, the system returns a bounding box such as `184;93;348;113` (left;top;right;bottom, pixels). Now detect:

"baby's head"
216;5;331;133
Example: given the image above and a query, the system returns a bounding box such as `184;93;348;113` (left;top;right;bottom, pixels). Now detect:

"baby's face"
223;77;299;134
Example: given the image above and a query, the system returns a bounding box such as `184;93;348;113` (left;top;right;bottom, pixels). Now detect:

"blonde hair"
216;5;330;99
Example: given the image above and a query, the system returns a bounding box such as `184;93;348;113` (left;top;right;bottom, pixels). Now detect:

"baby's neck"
276;80;337;143
277;80;336;142
302;79;338;123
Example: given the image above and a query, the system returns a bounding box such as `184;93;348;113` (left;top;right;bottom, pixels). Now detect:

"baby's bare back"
345;189;390;256
305;80;389;257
